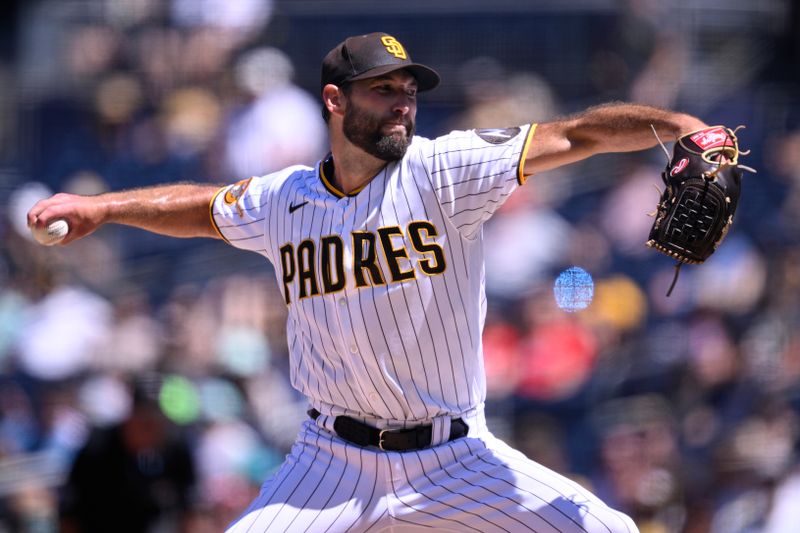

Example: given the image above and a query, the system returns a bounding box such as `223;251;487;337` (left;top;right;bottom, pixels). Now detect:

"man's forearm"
562;102;707;152
524;102;707;175
100;183;221;238
27;182;223;244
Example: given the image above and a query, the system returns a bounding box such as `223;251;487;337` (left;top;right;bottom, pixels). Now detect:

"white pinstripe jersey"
211;124;536;425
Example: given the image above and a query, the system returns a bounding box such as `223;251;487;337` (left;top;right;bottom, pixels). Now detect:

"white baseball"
31;219;70;246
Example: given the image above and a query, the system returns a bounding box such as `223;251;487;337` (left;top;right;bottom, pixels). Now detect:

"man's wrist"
675;116;709;138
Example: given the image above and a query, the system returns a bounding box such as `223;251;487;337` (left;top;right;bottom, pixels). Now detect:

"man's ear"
322;84;345;118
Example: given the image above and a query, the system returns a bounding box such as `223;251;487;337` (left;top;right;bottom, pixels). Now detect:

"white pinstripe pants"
227;418;639;533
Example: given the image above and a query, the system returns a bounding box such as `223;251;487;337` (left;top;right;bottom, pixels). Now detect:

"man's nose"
392;94;412;115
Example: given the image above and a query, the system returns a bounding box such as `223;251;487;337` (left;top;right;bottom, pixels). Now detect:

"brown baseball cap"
321;32;440;92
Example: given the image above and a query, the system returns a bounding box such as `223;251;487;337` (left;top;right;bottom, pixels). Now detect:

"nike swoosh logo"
289;200;309;214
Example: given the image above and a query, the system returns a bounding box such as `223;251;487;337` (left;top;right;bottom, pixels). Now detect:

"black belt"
308;409;468;451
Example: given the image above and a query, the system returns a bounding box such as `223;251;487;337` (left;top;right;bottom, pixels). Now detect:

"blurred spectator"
59;381;197;533
194;418;279;530
13;284;112;382
0;380;39;456
692;236;767;315
451;56;559;131
599;164;664;260
764;464;800;533
516;315;598;402
223;46;327;179
589;0;688;108
591;395;682;530
171;0;273;37
161;88;222;159
482;317;522;401
94;292;163;373
767;128;800;240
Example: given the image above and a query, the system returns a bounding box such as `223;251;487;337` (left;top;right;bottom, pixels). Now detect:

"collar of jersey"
319;155;370;199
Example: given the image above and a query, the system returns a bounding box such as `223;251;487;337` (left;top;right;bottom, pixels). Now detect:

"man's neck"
328;141;389;195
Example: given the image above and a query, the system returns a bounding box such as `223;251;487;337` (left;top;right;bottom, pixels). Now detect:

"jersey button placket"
332;196;349;233
335;200;359;358
334;292;356;358
335;292;373;408
333;199;374;407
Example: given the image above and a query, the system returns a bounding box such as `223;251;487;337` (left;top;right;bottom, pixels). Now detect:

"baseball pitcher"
28;32;750;532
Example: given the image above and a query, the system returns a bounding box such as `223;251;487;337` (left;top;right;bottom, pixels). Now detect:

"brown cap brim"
346;63;440;92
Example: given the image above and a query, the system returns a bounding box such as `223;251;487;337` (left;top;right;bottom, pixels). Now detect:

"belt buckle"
378;428;391;451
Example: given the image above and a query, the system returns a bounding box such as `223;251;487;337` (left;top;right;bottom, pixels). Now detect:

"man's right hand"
27;193;107;245
26;183;223;244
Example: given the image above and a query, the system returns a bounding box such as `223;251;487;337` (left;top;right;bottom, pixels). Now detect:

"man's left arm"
523;102;707;176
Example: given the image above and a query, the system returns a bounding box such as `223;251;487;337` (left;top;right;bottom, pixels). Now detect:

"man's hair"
321;82;352;124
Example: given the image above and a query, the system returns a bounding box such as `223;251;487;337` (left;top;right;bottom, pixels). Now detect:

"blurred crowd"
1;1;799;532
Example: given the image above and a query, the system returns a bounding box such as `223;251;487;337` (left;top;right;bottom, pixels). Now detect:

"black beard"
342;102;414;161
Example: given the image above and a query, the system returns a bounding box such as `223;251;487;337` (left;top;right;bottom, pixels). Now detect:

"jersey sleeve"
424;124;536;239
209;176;271;256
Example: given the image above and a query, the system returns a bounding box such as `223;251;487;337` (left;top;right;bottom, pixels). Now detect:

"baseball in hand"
30;219;70;245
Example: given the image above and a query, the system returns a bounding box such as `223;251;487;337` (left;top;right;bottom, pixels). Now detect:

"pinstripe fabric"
226;422;637;532
215;126;638;532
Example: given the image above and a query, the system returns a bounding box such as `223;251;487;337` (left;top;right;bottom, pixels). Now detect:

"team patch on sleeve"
474;127;521;145
224;178;252;205
224;177;253;217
